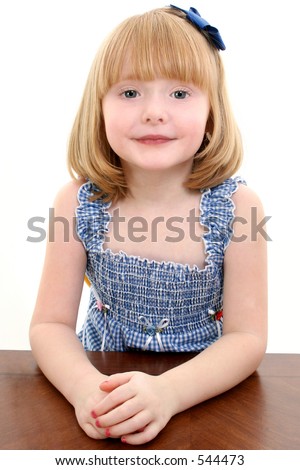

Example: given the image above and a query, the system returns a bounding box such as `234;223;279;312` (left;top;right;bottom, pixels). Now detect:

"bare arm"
29;180;108;438
161;184;268;411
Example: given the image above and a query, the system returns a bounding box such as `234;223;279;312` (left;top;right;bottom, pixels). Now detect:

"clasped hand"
90;371;175;445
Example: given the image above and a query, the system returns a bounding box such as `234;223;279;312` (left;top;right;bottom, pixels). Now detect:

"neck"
123;165;194;206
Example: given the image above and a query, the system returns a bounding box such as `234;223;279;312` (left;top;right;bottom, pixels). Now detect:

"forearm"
29;322;107;406
162;332;266;415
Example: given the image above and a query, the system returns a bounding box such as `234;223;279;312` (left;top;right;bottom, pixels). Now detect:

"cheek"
105;125;120;153
184;122;208;154
182;117;207;143
104;117;133;158
103;112;123;145
103;103;130;135
102;99;119;135
180;104;209;130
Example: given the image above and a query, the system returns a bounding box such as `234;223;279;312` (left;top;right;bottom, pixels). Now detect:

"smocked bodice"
76;177;245;352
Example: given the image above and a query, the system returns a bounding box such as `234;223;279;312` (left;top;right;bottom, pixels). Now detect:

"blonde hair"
68;7;243;201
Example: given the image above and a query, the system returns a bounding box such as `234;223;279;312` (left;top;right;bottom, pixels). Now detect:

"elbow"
29;321;40;351
248;333;268;373
29;320;50;352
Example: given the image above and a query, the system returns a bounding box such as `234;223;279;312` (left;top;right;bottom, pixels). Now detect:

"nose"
141;96;168;124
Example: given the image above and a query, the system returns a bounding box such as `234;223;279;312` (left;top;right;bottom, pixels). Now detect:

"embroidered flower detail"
208;309;223;338
144;325;156;336
170;5;226;51
138;317;170;351
208;309;223;321
96;300;110;314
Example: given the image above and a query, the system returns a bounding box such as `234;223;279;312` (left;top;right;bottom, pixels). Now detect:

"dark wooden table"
0;351;299;450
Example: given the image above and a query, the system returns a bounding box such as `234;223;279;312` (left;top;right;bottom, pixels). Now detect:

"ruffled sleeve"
76;181;111;253
200;176;246;261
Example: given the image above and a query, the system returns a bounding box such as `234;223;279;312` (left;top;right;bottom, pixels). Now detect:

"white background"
0;0;299;352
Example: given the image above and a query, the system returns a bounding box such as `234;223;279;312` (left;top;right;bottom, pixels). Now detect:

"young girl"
30;5;268;446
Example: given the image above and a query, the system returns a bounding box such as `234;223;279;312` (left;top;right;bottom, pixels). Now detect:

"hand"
73;374;111;440
90;371;176;445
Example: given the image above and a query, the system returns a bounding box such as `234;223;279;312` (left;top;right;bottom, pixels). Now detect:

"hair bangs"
98;8;217;96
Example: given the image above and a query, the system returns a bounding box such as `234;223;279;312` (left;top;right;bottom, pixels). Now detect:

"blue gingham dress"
76;176;246;352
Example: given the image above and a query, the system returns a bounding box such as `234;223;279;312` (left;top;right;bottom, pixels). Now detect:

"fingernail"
121;436;127;443
91;410;97;419
105;428;111;437
95;419;102;428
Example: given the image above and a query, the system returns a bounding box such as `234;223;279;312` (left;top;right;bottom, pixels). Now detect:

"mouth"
135;135;175;145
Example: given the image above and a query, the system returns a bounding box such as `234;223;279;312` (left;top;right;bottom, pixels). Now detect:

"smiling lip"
136;135;174;145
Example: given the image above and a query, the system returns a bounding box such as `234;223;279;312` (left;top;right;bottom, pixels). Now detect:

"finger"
121;421;160;446
99;372;135;392
82;422;107;440
105;410;151;439
91;382;135;418
96;395;145;429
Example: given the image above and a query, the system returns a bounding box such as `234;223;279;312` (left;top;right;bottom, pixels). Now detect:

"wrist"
68;367;108;408
157;373;182;417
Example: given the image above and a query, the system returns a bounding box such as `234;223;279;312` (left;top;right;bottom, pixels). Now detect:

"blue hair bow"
170;4;226;51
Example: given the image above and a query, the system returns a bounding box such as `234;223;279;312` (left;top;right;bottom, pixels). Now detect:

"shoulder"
231;182;265;222
53;178;86;216
54;178;85;203
229;182;268;248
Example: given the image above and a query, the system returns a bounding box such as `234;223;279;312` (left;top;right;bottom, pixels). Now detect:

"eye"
171;90;190;99
122;89;139;98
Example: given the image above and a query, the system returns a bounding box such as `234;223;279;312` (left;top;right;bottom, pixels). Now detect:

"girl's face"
102;75;209;178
